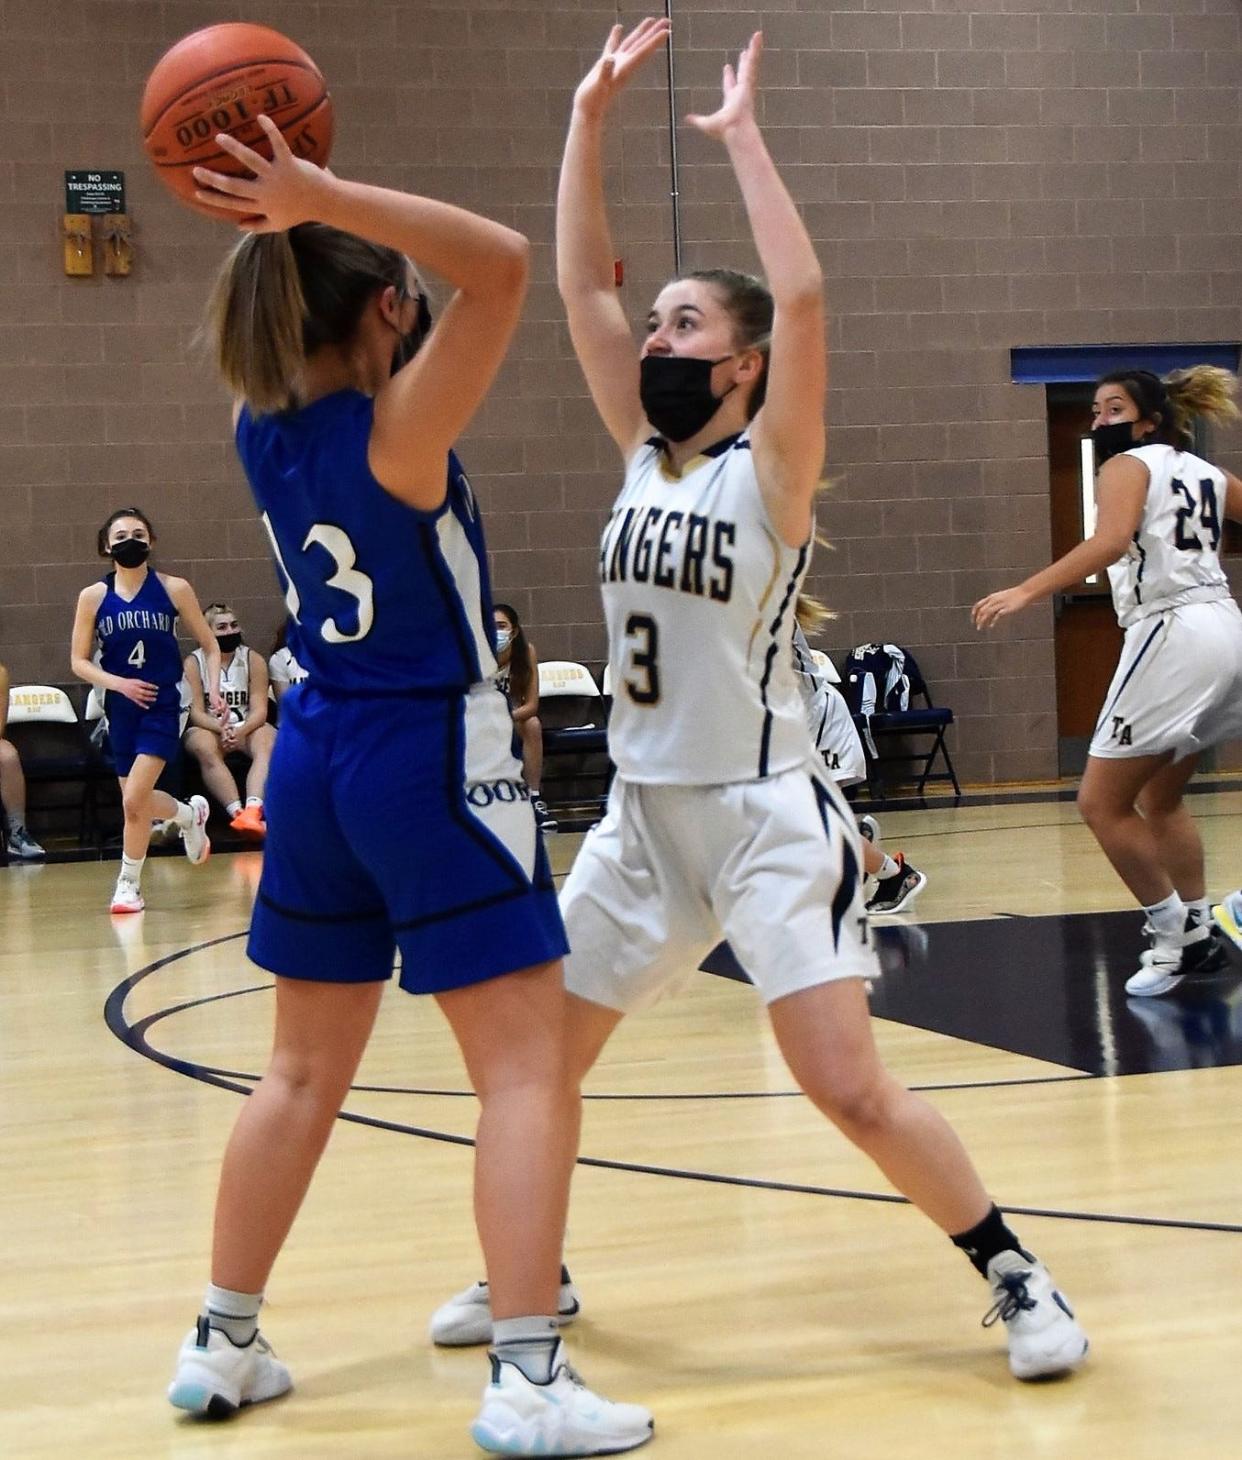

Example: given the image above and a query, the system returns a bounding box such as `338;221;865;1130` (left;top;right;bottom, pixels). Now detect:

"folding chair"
855;651;961;802
5;685;111;848
537;661;612;823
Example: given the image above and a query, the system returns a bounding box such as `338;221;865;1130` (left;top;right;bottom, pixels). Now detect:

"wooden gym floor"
3;791;1241;1458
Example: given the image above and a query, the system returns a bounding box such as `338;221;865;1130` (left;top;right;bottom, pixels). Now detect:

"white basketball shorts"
561;760;879;1013
1089;597;1242;762
815;688;867;786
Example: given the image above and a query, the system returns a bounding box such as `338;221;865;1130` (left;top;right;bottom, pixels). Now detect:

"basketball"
141;23;333;217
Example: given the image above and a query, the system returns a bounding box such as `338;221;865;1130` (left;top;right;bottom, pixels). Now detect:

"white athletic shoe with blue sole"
471;1342;653;1456
168;1317;291;1419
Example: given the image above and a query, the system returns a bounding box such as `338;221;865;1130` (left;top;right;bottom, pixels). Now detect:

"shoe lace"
981;1271;1037;1328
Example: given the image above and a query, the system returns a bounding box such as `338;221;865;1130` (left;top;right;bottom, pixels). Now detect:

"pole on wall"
663;0;682;275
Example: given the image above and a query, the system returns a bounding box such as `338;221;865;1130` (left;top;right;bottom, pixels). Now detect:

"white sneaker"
857;814;880;844
430;1276;582;1347
471;1341;653;1456
110;878;145;914
181;795;211;866
6;826;46;859
1126;920;1185;998
983;1250;1088;1381
168;1316;292;1418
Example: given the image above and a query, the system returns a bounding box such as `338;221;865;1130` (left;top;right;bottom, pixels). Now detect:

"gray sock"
492;1316;559;1383
203;1282;261;1346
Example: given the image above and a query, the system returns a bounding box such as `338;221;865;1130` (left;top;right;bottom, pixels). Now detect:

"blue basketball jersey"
95;571;183;706
236;390;498;694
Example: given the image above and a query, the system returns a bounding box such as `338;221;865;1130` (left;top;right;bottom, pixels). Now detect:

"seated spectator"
492;602;557;833
183;603;276;837
267;622;308;705
0;661;46;860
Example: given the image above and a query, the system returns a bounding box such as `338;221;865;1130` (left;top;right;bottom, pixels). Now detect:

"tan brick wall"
2;1;1241;784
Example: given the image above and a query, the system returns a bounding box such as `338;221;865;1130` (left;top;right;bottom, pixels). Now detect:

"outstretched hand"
191;114;329;233
574;17;671;121
687;31;762;140
972;585;1033;631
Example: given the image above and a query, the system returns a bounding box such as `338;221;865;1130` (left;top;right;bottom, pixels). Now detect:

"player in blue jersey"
164;116;652;1456
70;507;222;913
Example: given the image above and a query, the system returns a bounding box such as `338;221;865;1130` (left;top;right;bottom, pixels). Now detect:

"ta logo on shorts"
465;778;531;809
1111;716;1133;747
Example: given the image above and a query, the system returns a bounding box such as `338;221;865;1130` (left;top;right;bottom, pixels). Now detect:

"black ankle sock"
950;1204;1027;1278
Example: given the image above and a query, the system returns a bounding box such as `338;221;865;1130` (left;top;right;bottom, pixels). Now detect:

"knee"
0;738;17;770
1076;781;1114;829
805;1066;894;1136
121;787;148;820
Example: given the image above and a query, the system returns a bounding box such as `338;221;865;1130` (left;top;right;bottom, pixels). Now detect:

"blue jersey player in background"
70;506;222;914
167;115;652;1457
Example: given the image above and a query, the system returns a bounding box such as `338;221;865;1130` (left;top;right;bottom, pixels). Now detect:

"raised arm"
194;115;530;509
0;661;9;740
972;456;1149;630
690;34;826;549
558;19;672;457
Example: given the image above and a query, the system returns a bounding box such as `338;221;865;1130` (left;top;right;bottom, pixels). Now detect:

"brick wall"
2;0;1240;784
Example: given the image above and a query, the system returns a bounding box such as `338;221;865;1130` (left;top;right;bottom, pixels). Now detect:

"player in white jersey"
267;624;307;705
430;19;1087;1385
792;608;927;913
183;603;276;838
974;366;1242;997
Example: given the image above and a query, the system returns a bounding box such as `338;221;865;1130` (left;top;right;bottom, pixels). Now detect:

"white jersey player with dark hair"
430;18;1088;1384
975;365;1242;997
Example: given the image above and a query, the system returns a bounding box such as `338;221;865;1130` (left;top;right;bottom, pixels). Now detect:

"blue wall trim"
1011;342;1241;384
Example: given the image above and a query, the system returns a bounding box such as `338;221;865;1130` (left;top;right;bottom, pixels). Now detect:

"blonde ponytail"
1163;365;1241;446
205;233;307;414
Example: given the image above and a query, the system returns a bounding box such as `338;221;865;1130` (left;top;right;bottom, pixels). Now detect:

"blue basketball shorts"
105;688;181;776
248;682;568;994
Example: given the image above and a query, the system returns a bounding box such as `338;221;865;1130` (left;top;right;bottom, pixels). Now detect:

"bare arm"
165;578;225;720
194;116;529;511
182;655;220;734
557;19;672;457
972;456;1149;629
511;643;541;724
1224;469;1242;523
0;662;8;739
237;652;270;735
691;35;825;551
70;585;123;692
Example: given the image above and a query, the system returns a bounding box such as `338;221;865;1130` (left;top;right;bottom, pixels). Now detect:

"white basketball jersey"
600;432;812;784
268;645;307;686
192;645;251;721
1108;444;1231;628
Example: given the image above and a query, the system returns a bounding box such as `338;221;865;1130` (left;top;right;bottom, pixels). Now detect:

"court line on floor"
102;938;1242;1237
110;961;1094;1100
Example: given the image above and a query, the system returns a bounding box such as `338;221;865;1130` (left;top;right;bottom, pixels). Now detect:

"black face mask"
639;354;736;443
390;293;434;376
110;539;150;569
215;632;243;654
1091;420;1138;468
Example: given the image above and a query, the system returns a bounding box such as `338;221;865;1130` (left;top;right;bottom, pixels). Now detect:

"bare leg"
518;715;544;795
769;978;991;1233
185;727;241;812
1076;751;1177;906
436;965;617;1322
212;978;384;1292
0;738;27;822
1135;753;1205;901
242;724;277;802
118;755;170;862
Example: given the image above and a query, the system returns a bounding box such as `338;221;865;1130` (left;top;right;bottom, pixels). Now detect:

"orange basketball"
141;23;333;219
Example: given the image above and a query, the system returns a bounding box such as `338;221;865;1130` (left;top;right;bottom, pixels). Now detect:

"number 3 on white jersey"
261;513;375;645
